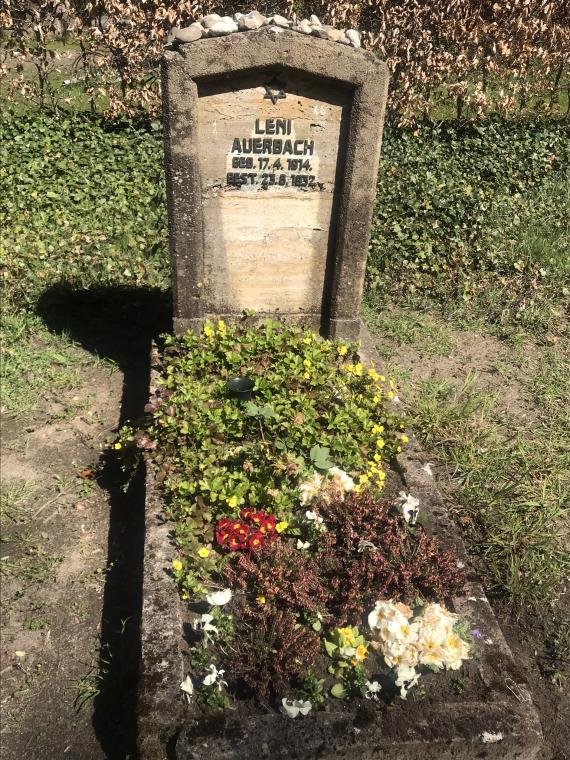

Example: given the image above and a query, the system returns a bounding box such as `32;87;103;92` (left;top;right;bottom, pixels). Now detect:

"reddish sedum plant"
226;608;321;701
315;490;466;625
222;540;330;619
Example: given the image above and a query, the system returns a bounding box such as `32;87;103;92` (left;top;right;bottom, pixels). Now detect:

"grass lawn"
1;101;568;757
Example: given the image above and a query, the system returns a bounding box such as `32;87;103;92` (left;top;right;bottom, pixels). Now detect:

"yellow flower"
386;391;395;399
397;445;402;453
227;495;238;508
172;559;183;572
374;453;382;463
377;470;386;481
303;358;312;368
376;438;385;449
275;521;288;533
197;547;210;559
354;484;362;494
181;593;189;600
337;627;355;644
359;474;369;484
379;375;386;382
371;424;384;434
303;372;310;380
303;336;313;344
256;595;266;604
372;395;381;405
401;434;409;443
354;644;367;661
337;344;348;356
113;442;122;450
217;319;226;333
368;368;380;382
203;323;214;338
353;363;363;376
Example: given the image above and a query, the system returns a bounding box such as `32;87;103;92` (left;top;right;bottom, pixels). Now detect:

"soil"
1;293;567;759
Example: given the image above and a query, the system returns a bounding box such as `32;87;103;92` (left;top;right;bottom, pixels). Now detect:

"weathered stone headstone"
162;27;388;340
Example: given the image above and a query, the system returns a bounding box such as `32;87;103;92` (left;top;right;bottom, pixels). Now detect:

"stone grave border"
137;327;542;759
162;28;389;342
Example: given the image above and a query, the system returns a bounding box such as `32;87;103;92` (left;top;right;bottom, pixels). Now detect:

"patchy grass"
1;312;117;415
363;304;454;359
0;481;37;523
0;538;63;585
366;307;569;610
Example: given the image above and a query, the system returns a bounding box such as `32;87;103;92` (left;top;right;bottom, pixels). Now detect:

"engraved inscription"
197;73;349;313
226;116;318;190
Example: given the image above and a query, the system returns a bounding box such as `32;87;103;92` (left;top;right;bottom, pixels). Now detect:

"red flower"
240;508;254;521
216;517;250;549
247;531;265;550
258;515;277;536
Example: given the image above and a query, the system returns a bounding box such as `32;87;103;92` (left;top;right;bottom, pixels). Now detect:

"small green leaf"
331;683;346;699
324;640;337;657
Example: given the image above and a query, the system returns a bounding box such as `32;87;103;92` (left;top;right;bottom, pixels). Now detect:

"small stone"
297;19;312;34
346;29;361;48
267;25;285;34
310;14;321;27
337;32;351;45
311;26;329;39
208;17;238;36
326;27;343;42
173;22;203;43
201;14;221;29
269;15;291;28
237;10;267;31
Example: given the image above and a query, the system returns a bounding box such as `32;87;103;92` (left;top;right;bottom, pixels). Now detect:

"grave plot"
128;19;542;760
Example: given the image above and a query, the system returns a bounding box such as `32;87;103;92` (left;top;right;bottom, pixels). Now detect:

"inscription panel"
197;73;350;314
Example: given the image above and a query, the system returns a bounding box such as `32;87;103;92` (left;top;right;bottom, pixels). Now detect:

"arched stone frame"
162;28;389;341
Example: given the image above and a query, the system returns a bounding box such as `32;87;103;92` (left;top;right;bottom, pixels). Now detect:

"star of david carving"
263;77;287;105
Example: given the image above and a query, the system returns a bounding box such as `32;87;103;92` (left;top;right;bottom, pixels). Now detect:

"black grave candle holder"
226;377;254;401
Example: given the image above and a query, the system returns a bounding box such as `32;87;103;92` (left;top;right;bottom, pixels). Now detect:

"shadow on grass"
37;283;171;759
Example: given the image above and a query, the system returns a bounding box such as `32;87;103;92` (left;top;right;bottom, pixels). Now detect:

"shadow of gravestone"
36;283;171;759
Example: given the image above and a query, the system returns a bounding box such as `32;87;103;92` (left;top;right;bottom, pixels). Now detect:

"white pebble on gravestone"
208;16;238;36
297;19;312;34
326;27;343;42
311;26;329;39
173;22;203;43
269;15;291;28
310;14;321;27
201;13;221;29
346;29;361;47
238;10;267;31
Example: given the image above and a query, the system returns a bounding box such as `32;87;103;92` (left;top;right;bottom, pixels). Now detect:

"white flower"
192;613;218;637
397;491;420;524
203;664;228;691
305;510;324;525
298;473;324;505
206;588;232;606
328;466;355;493
296;539;311;550
180;674;194;702
281;698;312;718
339;645;357;659
395;663;420;699
364;680;382;700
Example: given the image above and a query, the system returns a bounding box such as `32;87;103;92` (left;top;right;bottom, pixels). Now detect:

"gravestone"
162;26;388;341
